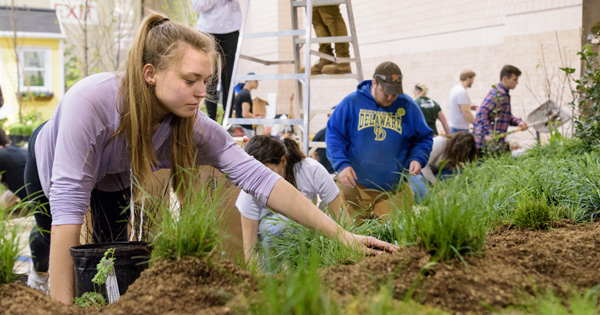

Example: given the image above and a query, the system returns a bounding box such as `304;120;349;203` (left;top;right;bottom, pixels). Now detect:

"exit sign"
51;0;99;25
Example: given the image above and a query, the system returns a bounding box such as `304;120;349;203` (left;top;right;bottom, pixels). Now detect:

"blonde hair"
414;82;428;98
115;13;220;200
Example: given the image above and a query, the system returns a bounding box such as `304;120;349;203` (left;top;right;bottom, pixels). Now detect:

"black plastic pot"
70;242;152;298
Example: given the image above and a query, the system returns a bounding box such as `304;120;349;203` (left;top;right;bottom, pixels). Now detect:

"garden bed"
1;220;598;314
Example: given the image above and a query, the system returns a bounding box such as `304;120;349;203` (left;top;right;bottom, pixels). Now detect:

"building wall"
234;0;298;116
238;0;583;147
0;37;62;122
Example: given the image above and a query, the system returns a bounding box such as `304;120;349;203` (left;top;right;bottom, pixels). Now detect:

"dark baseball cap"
373;61;403;95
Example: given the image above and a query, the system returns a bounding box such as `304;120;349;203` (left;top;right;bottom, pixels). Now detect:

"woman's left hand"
342;232;399;256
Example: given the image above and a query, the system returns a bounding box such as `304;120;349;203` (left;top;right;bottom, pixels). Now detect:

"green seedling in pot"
73;248;117;307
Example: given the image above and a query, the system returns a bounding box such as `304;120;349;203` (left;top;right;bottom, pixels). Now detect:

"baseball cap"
373;61;403;95
245;72;257;82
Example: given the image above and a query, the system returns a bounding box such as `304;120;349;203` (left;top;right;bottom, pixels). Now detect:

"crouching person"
236;136;345;263
326;61;434;220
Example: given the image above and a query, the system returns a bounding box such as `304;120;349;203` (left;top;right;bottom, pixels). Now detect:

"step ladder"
222;0;364;154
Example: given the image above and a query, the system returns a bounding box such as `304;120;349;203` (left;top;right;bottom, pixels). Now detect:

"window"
19;48;52;91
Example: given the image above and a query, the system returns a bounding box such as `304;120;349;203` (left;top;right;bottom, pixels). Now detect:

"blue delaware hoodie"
326;80;433;191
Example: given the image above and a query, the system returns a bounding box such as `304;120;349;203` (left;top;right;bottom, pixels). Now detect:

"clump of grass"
343;284;449;315
0;205;35;285
150;167;226;261
248;246;340;315
415;180;488;261
0;209;22;285
503;286;600;315
513;193;553;230
260;215;366;271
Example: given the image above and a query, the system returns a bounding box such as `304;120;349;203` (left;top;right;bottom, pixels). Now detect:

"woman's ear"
143;64;157;85
280;155;287;167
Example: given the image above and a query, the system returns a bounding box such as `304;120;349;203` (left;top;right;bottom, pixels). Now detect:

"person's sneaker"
299;59;333;75
27;263;49;294
321;63;352;74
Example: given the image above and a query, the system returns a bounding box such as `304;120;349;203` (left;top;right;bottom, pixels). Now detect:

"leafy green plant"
150;167;226;261
561;20;600;145
73;248;116;307
74;292;107;308
92;248;116;286
6;112;44;137
7;123;28;136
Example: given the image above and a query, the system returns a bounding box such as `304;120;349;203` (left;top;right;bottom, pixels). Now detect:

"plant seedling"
73;247;116;307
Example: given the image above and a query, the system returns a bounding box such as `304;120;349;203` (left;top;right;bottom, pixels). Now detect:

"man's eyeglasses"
375;74;402;83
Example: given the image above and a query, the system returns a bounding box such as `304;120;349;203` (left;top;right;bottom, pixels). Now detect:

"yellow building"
0;6;65;124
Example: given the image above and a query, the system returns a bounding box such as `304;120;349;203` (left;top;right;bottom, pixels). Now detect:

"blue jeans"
408;174;428;204
451;127;470;134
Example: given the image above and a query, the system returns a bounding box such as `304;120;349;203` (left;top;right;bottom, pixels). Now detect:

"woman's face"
413;88;420;98
149;47;213;119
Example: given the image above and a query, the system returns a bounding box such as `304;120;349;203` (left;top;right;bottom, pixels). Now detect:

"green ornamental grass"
0;210;22;285
513;193;553;230
0;206;35;285
249;246;340;315
260;214;367;271
150;167;225;261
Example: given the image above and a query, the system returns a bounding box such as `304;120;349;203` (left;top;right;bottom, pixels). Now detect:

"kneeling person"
236;136;344;262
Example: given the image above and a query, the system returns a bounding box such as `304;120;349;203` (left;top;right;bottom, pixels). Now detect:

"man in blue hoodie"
326;61;433;220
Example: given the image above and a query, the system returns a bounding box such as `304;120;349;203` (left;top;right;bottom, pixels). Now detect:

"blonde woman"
24;13;398;304
413;83;451;136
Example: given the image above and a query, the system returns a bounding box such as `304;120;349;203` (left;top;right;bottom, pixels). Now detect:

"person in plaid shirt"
473;65;529;150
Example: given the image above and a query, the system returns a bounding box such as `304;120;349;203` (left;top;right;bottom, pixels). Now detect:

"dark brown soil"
321;221;600;314
100;256;256;314
0;282;83;315
1;221;598;314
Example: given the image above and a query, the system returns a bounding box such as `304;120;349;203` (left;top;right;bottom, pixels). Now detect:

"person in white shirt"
236;135;344;263
449;69;478;134
193;0;242;121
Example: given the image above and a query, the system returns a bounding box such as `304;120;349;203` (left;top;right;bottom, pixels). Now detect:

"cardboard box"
252;97;268;116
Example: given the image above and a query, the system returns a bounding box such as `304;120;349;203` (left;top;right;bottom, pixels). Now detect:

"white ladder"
222;0;364;153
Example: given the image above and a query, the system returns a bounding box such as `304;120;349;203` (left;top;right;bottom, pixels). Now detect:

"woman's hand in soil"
343;232;399;255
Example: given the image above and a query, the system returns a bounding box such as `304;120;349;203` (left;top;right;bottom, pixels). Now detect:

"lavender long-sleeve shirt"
35;72;280;225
